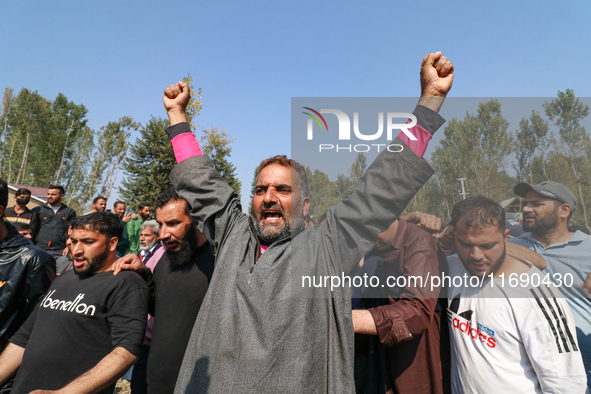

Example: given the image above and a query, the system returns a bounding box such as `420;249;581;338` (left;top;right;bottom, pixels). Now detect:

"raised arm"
163;82;243;253
321;52;454;275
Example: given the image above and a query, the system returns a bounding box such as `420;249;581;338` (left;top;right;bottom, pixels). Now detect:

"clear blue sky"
2;0;591;210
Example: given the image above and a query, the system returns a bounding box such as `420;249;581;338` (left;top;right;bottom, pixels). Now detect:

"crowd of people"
0;52;590;394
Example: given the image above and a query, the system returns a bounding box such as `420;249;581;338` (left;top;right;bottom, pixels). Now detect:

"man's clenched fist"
164;81;191;126
420;52;454;98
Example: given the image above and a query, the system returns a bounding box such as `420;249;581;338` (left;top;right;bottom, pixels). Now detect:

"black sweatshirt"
33;204;76;250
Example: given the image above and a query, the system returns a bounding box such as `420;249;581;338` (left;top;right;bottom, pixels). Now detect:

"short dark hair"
114;201;125;209
0;179;7;211
156;188;190;215
69;211;123;240
450;196;505;233
13;222;31;232
93;196;107;204
138;203;151;211
15;188;31;197
258;155;308;198
48;185;65;195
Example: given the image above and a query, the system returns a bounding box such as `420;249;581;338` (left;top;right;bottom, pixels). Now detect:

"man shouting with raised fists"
163;52;454;393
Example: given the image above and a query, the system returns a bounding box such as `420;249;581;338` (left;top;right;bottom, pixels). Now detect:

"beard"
166;225;199;269
74;245;109;276
523;207;560;235
140;239;157;251
460;245;506;279
251;200;306;243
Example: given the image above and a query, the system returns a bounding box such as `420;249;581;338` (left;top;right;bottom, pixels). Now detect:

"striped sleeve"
516;286;587;392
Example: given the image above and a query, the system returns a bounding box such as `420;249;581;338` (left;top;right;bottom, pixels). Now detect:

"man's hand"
122;212;134;223
112;254;147;276
418;52;454;113
435;225;456;255
400;211;442;234
506;243;547;271
163;81;190;126
420;52;454;97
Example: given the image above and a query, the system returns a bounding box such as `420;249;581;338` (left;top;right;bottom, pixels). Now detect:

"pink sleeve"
397;123;432;159
171;133;203;163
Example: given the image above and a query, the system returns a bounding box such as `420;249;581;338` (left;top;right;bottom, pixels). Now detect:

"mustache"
258;203;285;217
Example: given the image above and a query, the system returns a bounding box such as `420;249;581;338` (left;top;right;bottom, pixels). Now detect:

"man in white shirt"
446;196;587;393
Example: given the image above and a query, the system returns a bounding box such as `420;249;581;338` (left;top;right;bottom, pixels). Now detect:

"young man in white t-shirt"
446;196;587;394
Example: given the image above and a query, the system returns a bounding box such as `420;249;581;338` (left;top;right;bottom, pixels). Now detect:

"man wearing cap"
511;180;591;389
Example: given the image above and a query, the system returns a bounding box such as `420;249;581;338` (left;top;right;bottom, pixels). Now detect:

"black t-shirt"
10;269;149;394
147;242;215;394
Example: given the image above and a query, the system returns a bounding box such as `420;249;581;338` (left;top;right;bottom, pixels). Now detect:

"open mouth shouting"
262;209;284;224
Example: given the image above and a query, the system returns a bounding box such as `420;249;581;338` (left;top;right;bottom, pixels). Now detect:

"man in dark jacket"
0;179;56;352
0;178;56;394
352;219;449;394
33;185;77;260
3;188;39;241
114;189;215;393
155;52;454;393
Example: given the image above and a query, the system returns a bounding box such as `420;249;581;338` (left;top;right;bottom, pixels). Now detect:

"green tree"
1;88;89;191
306;167;339;220
65;126;95;213
335;152;367;200
50;93;89;185
428;99;514;221
200;127;242;196
83;117;137;211
248;166;260;214
544;89;591;231
0;88;14;170
120;117;176;209
514;111;549;183
182;74;203;132
2;88;52;184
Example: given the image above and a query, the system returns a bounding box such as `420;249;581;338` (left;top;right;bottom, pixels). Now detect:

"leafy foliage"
119;117;176;210
200;127;242;196
0;87;134;213
182;74;203;132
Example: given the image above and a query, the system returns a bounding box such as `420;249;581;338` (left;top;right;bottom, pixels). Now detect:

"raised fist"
420;52;454;98
163;81;191;113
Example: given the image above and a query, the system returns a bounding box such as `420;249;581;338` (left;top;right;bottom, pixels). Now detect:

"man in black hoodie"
0;178;55;390
33;185;77;260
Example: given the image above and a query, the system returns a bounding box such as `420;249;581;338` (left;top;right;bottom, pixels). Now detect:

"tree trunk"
53;119;75;184
6;138;15;184
570;157;590;231
14;133;30;185
66;148;87;206
0;117;7;169
575;181;590;232
104;152;121;199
